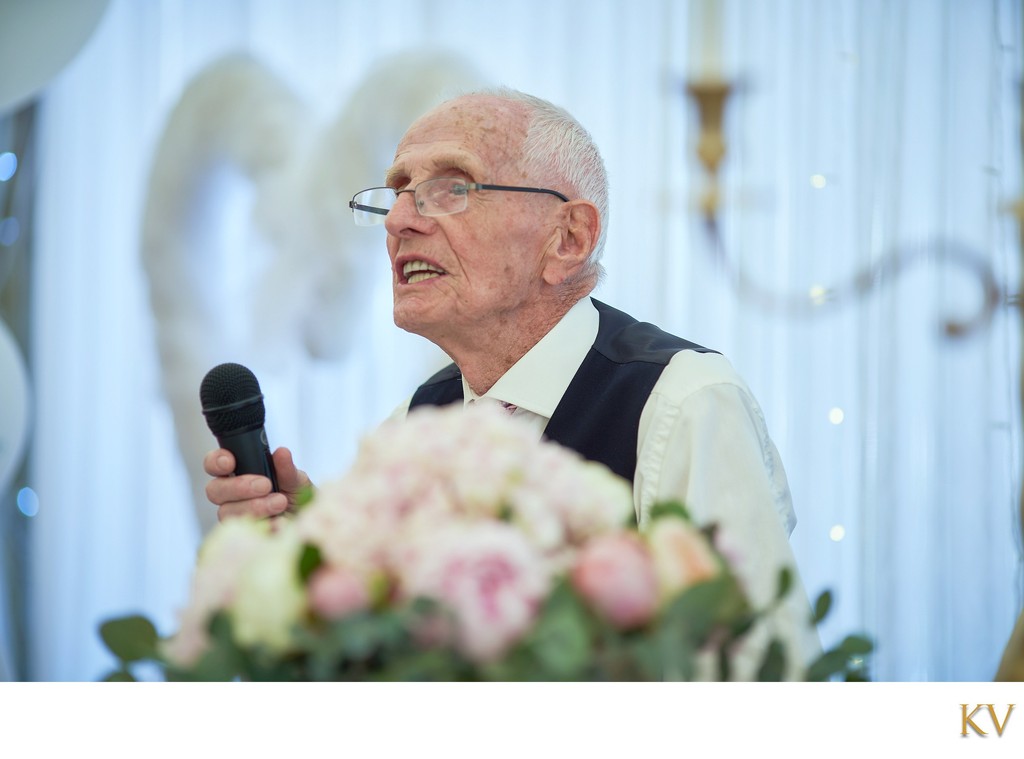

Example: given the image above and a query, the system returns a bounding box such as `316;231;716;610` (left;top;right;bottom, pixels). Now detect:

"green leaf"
655;623;697;681
298;543;323;583
338;615;384;659
717;644;732;682
174;611;248;681
526;582;592;679
661;588;712;643
662;576;740;644
186;647;246;681
727;611;757;640
805;649;851;682
294;483;316;509
844;669;871;682
756;639;786;682
648;501;692;523
102;669;136;682
837;634;874;655
811;590;833;625
99;615;160;663
775;567;793;603
623;633;665;681
384;648;467;682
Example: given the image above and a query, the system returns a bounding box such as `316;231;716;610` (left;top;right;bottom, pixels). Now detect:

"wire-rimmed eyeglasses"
349;176;569;226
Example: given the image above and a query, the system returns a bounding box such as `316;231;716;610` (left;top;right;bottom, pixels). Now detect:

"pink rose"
647;518;720;600
399;522;549;663
308;565;371;620
572;532;659;630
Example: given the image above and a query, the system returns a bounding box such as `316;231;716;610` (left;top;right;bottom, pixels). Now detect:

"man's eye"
451;184;469;196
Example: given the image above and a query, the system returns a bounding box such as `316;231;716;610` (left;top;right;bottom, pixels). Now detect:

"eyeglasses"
349;176;569;226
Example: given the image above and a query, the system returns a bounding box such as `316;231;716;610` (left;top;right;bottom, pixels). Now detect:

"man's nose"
384;189;433;236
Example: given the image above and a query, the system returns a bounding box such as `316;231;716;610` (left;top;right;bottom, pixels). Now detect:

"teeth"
402;260;446;282
407;271;441;284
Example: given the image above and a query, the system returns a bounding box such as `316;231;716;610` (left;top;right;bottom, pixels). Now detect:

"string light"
17;487;38;517
829;407;845;425
810;173;827;189
0;152;16;182
829;524;846;542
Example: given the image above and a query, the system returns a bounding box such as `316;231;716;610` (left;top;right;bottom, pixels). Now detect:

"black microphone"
200;362;279;492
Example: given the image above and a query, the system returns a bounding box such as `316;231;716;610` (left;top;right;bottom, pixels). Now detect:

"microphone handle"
218;427;280;492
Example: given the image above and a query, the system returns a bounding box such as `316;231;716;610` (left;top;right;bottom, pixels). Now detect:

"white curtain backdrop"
22;0;1022;681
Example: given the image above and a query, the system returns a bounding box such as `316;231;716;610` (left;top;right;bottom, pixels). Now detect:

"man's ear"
542;200;601;285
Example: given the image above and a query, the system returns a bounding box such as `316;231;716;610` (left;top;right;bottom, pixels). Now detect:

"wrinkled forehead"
387;97;529;185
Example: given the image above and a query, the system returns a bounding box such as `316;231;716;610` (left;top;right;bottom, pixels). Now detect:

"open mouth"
402;260;447;284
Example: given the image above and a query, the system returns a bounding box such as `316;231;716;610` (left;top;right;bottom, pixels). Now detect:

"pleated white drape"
23;0;1022;681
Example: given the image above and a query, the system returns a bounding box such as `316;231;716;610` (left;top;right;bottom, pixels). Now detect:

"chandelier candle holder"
685;0;732;224
685;78;733;223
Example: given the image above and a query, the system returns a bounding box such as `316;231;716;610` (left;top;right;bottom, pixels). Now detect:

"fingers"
205;446;312;524
205;468;271;506
204;446;287;521
206;471;289;520
217;492;291;522
203;449;235;477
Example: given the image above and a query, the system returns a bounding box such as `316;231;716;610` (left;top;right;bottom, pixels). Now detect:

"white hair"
462;87;609;282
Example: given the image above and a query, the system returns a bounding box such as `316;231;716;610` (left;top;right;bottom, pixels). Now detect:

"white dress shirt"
393;297;822;678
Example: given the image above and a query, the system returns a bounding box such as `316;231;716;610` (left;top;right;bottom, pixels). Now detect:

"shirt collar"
462;297;599;418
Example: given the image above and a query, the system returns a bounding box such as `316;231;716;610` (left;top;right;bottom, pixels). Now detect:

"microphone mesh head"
200;362;266;436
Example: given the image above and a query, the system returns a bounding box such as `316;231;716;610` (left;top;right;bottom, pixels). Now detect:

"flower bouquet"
101;404;871;681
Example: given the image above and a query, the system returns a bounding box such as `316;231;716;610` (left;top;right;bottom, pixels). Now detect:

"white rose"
229;527;306;652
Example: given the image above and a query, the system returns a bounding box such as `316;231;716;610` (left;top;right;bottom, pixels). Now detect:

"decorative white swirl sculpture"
141;51;486;535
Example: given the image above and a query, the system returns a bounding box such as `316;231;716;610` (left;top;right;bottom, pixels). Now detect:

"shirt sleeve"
389;396;412;422
635;350;822;680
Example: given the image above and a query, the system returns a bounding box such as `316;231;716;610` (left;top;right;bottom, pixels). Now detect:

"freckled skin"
383;96;572;392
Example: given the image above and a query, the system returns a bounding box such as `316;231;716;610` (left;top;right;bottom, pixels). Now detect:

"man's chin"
393;305;435;338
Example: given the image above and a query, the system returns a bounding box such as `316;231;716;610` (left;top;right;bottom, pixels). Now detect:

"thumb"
271;447;314;504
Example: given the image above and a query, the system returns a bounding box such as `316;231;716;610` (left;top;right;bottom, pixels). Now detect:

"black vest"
409;298;715;483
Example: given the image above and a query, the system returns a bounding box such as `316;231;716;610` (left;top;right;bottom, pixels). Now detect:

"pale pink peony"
398;521;550;663
647;517;721;600
294;483;389;575
520;451;634;546
572;531;659;630
308;565;371;620
300;404;633;558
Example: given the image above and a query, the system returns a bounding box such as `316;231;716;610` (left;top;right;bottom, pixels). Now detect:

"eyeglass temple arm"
348;201;389;216
477;184;570;202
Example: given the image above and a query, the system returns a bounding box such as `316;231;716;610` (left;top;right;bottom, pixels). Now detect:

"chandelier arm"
703;218;1007;339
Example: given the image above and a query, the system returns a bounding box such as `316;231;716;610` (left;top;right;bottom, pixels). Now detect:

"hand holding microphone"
200;362;312;522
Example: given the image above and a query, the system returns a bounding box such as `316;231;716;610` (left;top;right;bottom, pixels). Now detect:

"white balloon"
0;0;111;116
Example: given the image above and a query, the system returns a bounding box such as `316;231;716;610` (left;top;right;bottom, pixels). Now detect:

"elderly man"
204;87;820;677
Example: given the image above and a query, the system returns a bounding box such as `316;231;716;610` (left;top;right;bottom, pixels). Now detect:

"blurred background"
0;0;1019;682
